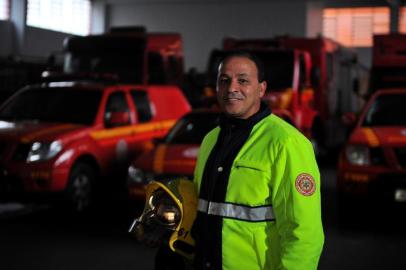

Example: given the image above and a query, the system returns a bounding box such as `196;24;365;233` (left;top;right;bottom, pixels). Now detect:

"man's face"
216;56;266;119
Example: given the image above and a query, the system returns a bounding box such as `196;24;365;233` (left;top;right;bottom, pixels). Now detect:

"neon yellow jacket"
194;114;324;270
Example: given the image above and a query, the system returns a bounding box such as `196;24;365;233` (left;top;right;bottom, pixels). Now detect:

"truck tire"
66;162;95;213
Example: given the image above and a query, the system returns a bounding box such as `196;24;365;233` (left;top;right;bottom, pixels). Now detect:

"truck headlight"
128;165;154;184
345;145;370;166
27;140;62;163
128;165;145;184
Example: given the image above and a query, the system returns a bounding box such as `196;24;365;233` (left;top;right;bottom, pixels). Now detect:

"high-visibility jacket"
194;114;324;270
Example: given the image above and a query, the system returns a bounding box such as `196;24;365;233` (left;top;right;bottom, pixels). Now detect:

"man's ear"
259;81;266;98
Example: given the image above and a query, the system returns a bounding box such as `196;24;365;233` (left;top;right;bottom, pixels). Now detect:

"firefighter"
192;51;324;269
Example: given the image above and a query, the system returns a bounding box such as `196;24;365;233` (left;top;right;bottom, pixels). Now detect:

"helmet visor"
148;189;181;228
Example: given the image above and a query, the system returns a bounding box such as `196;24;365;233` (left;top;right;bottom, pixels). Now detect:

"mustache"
222;93;244;100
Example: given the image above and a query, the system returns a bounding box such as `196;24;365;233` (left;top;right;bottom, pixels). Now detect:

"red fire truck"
369;34;406;93
337;89;406;206
222;36;367;153
45;26;184;86
337;34;406;208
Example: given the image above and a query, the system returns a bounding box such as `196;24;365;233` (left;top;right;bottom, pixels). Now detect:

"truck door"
101;90;133;171
128;89;156;160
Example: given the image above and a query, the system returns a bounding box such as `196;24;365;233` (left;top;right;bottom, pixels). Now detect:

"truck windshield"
0;87;102;125
207;50;295;92
363;93;406;126
165;112;219;144
64;36;145;83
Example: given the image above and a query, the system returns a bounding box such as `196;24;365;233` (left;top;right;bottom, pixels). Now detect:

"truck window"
0;87;101;125
363;94;406;126
370;67;406;91
64;35;146;84
104;91;130;125
165;112;219;144
130;90;153;122
260;51;294;91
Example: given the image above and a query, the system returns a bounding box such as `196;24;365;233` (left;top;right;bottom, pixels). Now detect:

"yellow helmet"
129;178;197;260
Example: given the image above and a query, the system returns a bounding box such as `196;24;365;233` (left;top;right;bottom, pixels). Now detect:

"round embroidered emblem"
295;173;316;196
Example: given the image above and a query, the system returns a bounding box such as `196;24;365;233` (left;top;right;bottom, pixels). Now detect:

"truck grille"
394;147;406;168
12;144;31;162
370;147;386;166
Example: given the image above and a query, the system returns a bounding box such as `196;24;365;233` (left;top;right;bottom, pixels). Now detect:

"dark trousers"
155;245;186;270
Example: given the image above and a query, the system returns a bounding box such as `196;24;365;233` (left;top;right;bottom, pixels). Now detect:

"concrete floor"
1;164;406;270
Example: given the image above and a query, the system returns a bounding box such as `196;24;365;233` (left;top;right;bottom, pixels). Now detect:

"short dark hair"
219;50;265;83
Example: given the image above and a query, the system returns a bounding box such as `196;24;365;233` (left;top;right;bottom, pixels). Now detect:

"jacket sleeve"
193;127;220;192
271;136;324;270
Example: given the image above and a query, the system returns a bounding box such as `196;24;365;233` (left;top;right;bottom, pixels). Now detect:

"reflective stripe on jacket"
194;114;324;270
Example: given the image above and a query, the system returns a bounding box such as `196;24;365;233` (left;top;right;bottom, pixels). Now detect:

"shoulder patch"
295;173;316;196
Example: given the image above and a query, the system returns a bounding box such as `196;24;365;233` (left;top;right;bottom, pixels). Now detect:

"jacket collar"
219;102;271;130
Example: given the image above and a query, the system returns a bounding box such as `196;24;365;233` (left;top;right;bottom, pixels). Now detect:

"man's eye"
239;79;249;84
219;78;229;84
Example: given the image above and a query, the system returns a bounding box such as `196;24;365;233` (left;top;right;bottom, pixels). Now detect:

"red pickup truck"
0;81;190;211
127;109;219;200
337;89;406;204
337;34;406;213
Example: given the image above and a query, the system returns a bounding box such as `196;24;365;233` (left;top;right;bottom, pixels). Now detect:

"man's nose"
227;78;239;92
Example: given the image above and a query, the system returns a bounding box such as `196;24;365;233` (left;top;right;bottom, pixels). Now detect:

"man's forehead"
219;57;258;75
218;71;250;77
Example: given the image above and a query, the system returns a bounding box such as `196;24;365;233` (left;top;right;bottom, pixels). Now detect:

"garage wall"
0;24;72;62
21;27;71;60
0;0;72;62
0;20;14;57
107;1;322;71
0;0;379;68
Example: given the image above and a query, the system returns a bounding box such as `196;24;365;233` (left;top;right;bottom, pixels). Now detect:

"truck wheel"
66;163;95;212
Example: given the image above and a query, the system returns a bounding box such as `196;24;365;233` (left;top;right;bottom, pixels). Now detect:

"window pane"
363;94;406;126
165;112;220;144
323;7;390;47
0;87;102;125
323;17;337;40
27;0;91;36
353;16;373;46
130;90;153;123
0;0;9;20
400;7;406;34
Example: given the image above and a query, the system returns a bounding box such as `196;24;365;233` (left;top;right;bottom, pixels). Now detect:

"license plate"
394;189;406;202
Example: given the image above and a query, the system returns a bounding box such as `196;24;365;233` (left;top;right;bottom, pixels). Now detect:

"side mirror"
106;111;130;127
